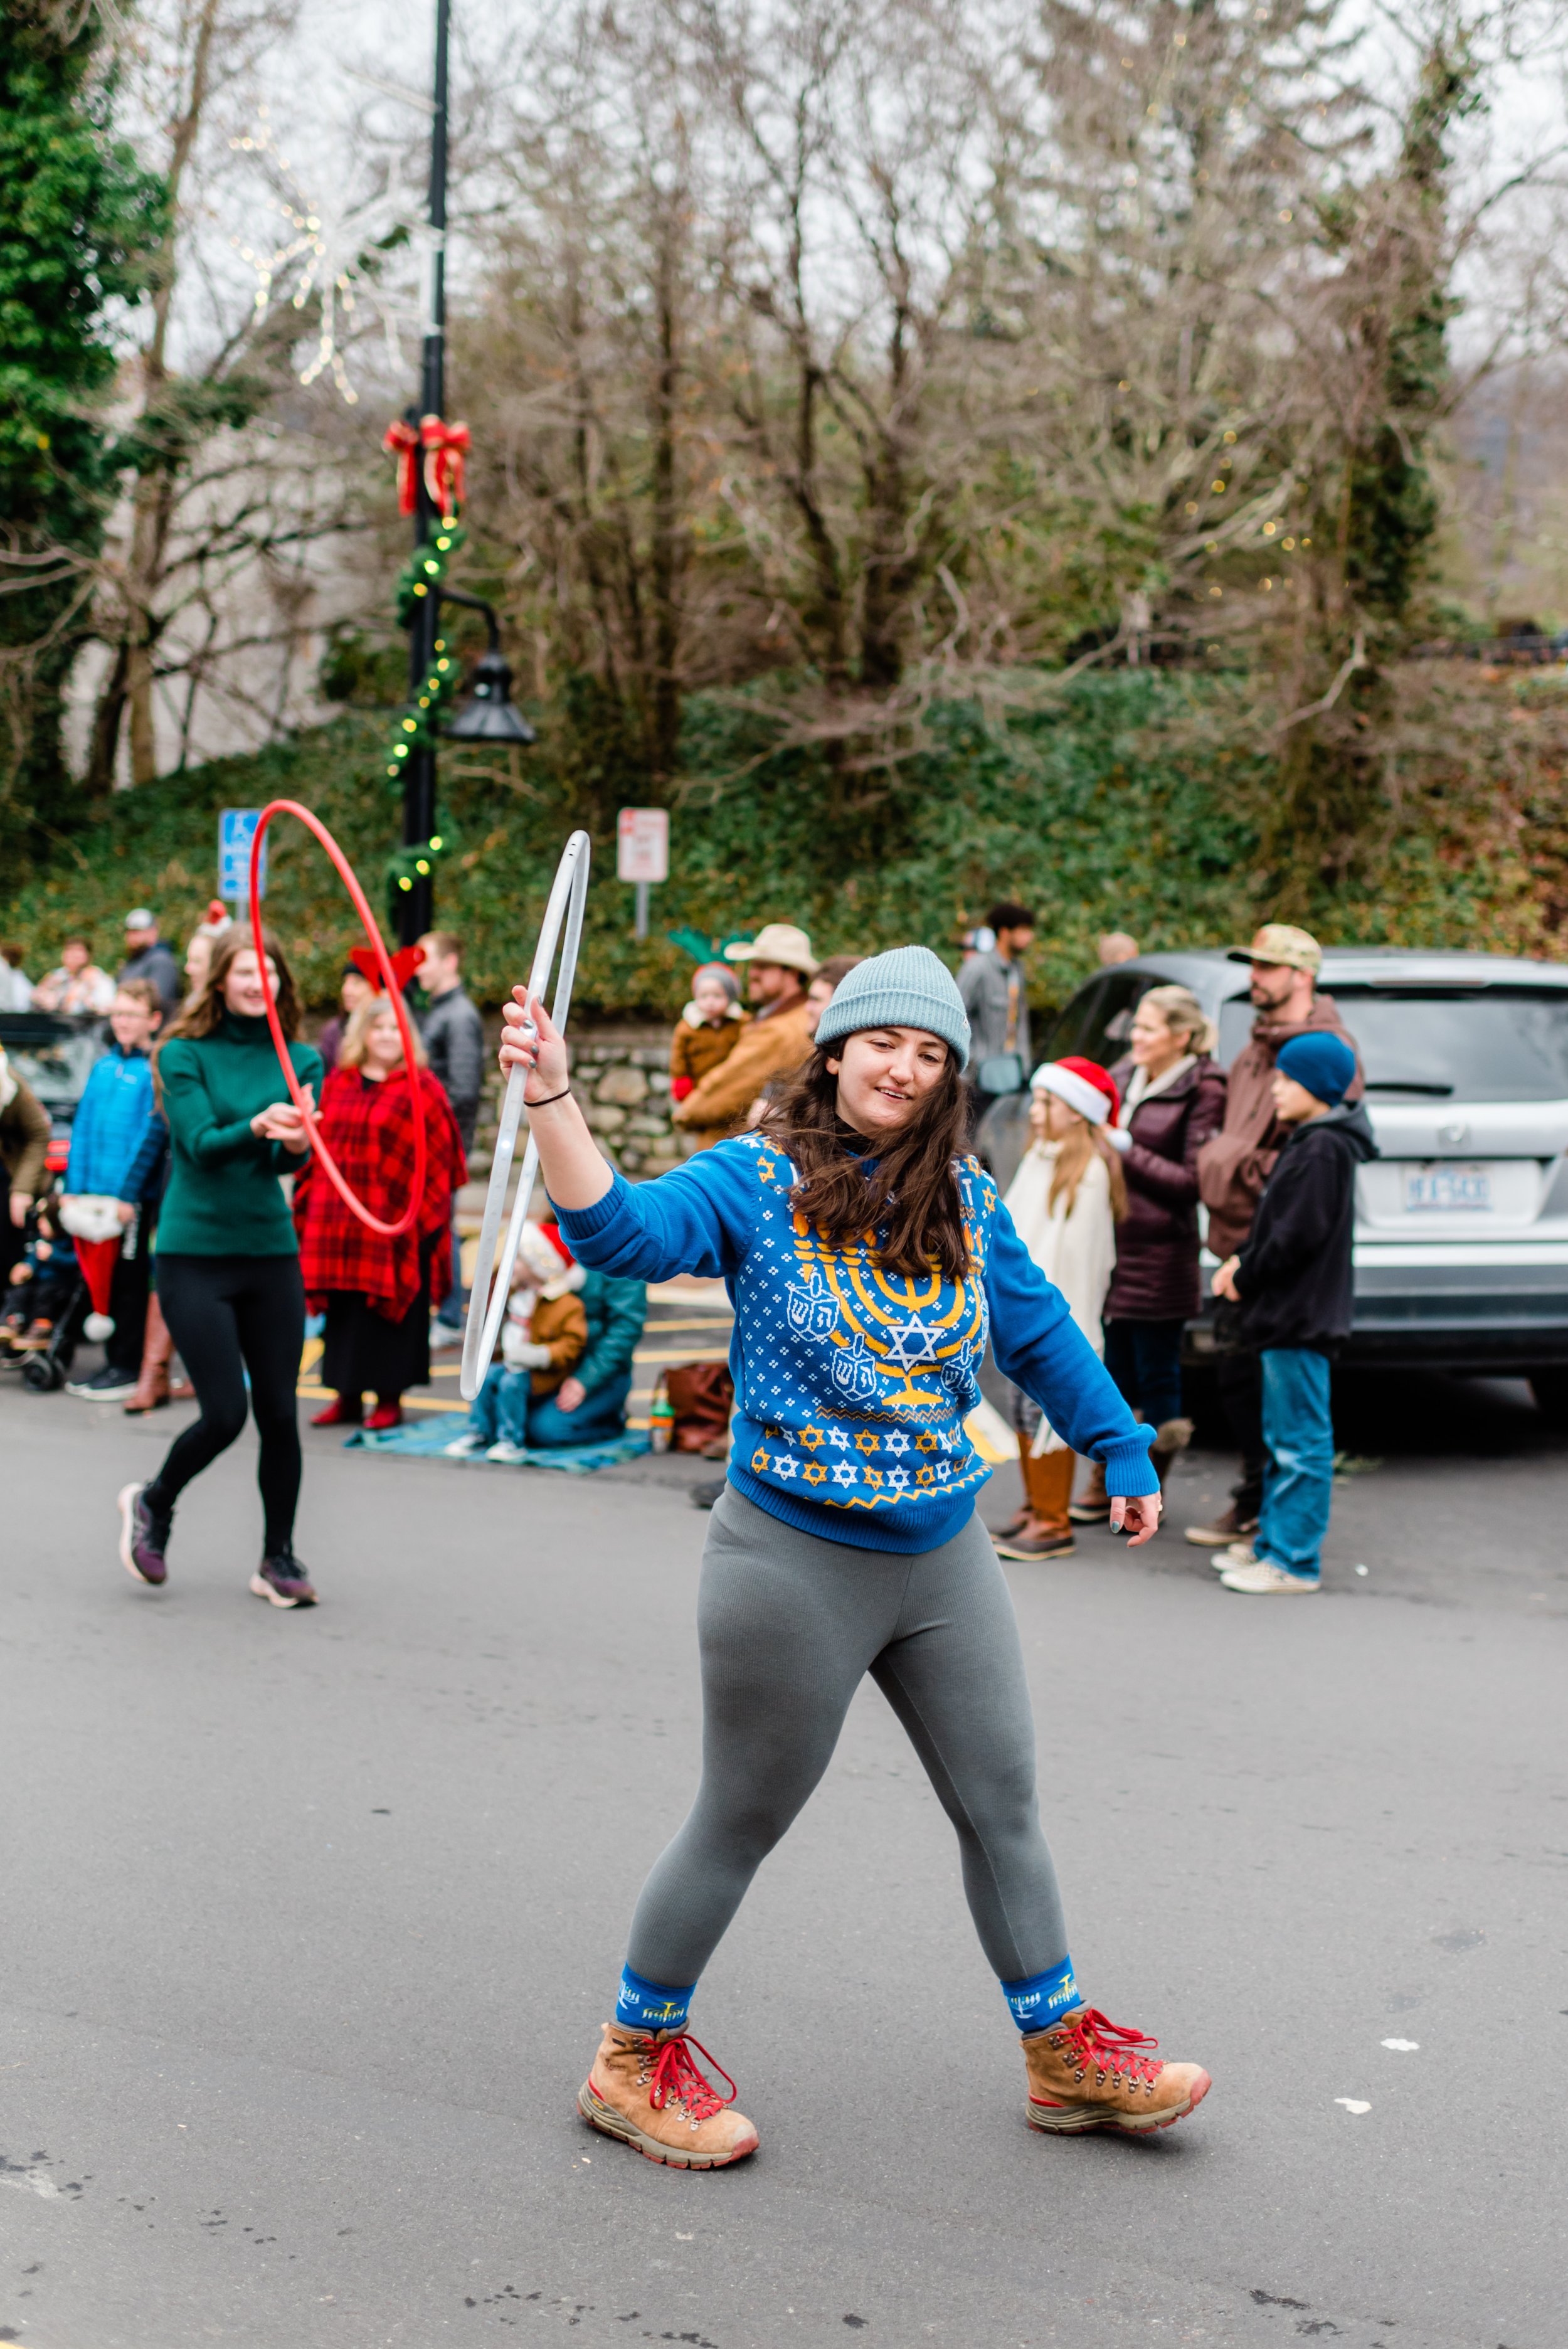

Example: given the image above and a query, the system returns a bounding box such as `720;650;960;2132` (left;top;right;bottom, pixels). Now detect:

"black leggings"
145;1254;305;1554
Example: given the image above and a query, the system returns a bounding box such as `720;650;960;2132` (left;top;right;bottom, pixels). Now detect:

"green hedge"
3;671;1560;1012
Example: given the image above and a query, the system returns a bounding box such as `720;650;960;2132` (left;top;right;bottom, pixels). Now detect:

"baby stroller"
0;1144;92;1392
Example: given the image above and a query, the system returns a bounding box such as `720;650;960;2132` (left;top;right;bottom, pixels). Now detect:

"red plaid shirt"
292;1066;466;1322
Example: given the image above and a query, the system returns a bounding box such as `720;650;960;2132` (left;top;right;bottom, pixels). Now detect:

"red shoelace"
1058;2008;1163;2086
645;2033;738;2124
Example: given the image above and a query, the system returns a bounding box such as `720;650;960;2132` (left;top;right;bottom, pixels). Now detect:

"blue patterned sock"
615;1965;695;2035
1002;1956;1081;2035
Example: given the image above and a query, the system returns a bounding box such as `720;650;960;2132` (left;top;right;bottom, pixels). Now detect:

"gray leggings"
627;1487;1068;1989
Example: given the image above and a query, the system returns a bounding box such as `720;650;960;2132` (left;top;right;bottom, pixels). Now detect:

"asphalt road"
3;1364;1565;2349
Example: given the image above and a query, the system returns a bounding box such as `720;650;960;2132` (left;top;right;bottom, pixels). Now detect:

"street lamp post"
398;0;450;948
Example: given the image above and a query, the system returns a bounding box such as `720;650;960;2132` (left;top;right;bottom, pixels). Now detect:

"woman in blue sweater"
501;945;1210;2165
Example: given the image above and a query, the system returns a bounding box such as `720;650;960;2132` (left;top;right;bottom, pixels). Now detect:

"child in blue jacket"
61;980;167;1398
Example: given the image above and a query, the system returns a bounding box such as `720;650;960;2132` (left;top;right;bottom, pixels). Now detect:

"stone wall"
469;1021;679;1181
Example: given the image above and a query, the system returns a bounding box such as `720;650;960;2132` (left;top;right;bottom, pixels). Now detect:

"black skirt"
320;1243;433;1399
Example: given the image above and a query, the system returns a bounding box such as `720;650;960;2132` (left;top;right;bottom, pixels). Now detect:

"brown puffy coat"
669;998;814;1143
1197;994;1364;1259
519;1287;588;1397
669;1009;750;1152
1104;1055;1227;1322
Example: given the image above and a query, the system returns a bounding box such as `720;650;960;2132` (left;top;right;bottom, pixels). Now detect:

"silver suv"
978;948;1568;1416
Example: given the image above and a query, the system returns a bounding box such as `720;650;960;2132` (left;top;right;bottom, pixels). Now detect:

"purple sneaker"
117;1482;170;1586
250;1551;317;1608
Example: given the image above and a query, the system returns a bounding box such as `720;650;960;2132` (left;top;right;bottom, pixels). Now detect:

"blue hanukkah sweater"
555;1135;1157;1554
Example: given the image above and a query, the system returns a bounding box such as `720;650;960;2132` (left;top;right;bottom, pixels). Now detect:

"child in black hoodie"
1210;1032;1375;1592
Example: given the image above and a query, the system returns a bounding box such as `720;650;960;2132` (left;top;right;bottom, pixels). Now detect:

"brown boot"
123;1293;174;1413
578;2023;760;2168
1067;1456;1110;1524
1149;1416;1194;1490
1023;2005;1211;2135
994;1436;1039;1540
994;1447;1076;1560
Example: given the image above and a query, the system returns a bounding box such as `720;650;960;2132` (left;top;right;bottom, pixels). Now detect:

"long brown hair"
152;924;302;1105
1044;1114;1128;1221
759;1044;973;1280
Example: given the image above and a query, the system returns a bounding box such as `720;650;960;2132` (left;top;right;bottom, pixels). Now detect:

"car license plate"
1402;1163;1493;1212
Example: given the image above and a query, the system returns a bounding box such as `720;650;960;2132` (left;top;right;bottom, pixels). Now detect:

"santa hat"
1030;1056;1120;1127
57;1194;128;1341
516;1218;575;1285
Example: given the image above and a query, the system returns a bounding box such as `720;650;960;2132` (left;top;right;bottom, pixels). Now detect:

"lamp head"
446;649;536;743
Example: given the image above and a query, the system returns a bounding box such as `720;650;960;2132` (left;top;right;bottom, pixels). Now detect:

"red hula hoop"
250;798;425;1239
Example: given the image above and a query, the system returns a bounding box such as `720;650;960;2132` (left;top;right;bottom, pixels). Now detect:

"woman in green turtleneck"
117;926;324;1608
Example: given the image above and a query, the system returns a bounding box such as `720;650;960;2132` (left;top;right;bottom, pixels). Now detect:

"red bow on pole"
420;415;470;517
383;418;421;516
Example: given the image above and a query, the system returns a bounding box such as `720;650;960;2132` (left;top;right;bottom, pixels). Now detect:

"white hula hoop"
458;829;592;1402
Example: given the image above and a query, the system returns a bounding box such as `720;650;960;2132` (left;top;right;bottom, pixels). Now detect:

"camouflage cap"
1227;922;1322;976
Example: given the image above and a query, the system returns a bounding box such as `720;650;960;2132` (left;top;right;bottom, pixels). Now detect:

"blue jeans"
470;1364;531;1446
467;1364;633;1450
1103;1318;1185;1427
1257;1348;1334;1580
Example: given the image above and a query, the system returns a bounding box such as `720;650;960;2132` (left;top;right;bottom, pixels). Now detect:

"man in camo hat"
1189;925;1362;1550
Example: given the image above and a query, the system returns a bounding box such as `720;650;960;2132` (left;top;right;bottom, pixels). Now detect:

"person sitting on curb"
1209;1032;1375;1595
445;1221;588;1463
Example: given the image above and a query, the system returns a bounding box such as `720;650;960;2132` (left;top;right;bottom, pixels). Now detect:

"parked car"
0;1009;109;1165
977;948;1568;1416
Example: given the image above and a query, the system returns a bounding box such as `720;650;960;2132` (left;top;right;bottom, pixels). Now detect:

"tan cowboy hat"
724;922;818;977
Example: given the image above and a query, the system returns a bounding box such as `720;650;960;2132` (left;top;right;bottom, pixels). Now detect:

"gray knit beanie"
813;944;971;1070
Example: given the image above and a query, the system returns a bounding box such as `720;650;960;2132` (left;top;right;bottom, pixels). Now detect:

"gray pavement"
3;1367;1566;2349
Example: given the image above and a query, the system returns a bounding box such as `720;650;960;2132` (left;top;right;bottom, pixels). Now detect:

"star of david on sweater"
880;1311;940;1371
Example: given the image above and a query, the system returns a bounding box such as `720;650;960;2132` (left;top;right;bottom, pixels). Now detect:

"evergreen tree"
0;2;166;872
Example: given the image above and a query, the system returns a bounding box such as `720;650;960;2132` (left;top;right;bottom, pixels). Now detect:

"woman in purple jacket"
1075;985;1226;1519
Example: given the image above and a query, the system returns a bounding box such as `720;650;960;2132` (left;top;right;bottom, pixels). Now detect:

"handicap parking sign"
219;809;267;903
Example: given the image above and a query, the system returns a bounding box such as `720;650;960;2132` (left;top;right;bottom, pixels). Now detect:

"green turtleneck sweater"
154;1013;324;1257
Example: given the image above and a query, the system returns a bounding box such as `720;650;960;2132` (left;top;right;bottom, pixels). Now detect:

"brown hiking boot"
1023;2005;1210;2134
995;1446;1076;1560
578;2023;760;2168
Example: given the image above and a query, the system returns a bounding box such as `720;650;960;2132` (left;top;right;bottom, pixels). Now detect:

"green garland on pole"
382;516;469;899
387;824;457;900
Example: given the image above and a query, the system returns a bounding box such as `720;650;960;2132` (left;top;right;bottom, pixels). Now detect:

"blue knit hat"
813;945;971;1070
1276;1031;1355;1106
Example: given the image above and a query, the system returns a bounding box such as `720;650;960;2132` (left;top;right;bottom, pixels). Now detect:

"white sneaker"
443;1433;486;1458
485;1440;529;1464
1219;1557;1320;1594
430;1322;464;1351
1212;1540;1256;1572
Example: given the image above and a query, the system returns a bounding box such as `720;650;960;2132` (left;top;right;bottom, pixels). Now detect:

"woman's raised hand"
499;990;571;1102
